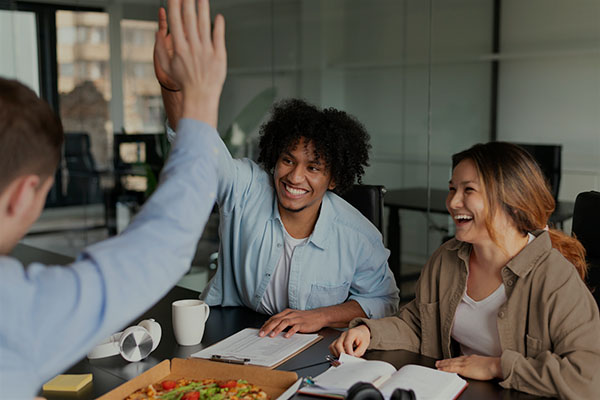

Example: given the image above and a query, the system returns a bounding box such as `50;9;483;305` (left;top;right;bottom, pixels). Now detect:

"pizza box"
98;358;298;400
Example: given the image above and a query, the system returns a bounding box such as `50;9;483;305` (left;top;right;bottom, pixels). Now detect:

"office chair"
64;132;103;205
516;143;562;201
341;185;386;239
572;190;600;306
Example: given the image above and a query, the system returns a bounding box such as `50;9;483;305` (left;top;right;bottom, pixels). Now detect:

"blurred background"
2;0;599;299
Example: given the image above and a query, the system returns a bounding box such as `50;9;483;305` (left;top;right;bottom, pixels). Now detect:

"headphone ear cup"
390;388;416;400
346;382;384;400
138;319;162;352
119;326;154;362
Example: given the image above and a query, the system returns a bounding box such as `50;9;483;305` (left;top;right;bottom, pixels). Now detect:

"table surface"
12;244;547;399
53;285;545;400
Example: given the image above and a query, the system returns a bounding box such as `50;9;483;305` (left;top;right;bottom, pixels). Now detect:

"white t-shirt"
451;233;536;356
258;228;308;315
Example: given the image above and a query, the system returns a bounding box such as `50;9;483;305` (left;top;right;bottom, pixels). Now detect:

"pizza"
124;378;269;400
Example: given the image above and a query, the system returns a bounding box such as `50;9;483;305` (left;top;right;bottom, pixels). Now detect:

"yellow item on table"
43;374;93;392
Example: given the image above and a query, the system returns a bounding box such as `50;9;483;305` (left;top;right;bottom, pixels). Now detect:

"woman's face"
446;159;496;245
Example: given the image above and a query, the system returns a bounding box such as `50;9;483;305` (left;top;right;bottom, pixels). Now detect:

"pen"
210;355;251;365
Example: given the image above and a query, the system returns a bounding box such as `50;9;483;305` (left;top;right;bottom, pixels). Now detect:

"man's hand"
329;325;371;358
435;355;502;380
153;7;180;92
259;308;326;338
259;301;367;338
154;0;227;128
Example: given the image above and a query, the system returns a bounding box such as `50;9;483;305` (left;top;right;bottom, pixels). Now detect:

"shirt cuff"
499;349;521;389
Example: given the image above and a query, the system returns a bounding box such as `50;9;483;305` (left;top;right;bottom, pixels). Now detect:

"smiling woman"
331;142;600;399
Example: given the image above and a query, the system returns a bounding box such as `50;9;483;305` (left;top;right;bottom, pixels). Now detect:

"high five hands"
154;0;226;128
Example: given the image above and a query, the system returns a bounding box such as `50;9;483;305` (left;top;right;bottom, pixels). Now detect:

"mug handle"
202;303;211;323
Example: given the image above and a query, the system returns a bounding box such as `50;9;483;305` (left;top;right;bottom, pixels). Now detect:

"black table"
384;187;575;285
54;285;543;399
12;244;545;399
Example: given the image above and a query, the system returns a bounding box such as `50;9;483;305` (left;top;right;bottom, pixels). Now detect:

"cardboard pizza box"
98;358;298;399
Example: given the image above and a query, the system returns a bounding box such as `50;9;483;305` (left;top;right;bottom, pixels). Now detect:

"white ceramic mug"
172;299;210;346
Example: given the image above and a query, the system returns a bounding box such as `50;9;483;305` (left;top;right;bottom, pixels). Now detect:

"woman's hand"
435;355;502;380
329;325;371;357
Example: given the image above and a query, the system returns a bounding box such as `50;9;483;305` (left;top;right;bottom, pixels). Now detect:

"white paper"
190;328;320;367
379;364;466;400
314;354;395;390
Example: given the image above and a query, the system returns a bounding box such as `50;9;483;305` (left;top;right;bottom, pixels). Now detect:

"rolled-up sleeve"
348;236;399;319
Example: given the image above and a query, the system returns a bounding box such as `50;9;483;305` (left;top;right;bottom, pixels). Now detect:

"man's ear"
328;179;336;191
6;175;41;217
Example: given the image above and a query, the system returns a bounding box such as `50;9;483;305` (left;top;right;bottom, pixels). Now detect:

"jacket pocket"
525;334;542;358
419;301;442;359
306;282;351;309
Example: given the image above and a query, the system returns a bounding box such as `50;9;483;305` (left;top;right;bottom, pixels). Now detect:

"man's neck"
278;202;321;239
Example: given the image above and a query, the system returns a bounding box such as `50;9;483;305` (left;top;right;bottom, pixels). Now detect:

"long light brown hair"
452;142;587;280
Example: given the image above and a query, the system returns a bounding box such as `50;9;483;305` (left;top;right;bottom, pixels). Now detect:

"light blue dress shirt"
0;119;219;399
168;126;399;319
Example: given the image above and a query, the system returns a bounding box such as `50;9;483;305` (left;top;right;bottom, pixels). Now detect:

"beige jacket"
351;231;600;399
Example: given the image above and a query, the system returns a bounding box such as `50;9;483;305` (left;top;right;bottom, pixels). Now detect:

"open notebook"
299;353;468;400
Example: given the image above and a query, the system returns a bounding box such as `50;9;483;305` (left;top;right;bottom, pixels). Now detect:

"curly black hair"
257;98;371;194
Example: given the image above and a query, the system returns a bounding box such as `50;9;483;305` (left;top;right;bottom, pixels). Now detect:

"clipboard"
190;328;323;369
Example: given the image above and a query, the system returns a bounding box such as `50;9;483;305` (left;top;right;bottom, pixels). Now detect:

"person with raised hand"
0;0;226;398
155;10;399;335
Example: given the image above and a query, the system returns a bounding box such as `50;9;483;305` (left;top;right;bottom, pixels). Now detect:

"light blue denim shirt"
168;126;399;318
0;119;219;399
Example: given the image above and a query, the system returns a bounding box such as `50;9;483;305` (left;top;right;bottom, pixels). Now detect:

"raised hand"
153;7;179;92
154;0;226;128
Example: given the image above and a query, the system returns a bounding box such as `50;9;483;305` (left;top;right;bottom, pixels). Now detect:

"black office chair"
341;185;386;238
516;143;562;201
64;132;103;205
572;190;600;305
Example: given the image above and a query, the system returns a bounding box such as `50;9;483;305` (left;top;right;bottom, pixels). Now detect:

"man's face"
273;137;335;216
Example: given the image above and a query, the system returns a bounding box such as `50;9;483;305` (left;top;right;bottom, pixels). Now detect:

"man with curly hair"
158;49;399;334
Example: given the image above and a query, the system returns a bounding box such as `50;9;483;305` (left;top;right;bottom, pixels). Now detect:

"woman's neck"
471;229;529;273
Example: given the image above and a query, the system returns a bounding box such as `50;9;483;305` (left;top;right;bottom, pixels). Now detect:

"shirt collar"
505;229;551;277
270;192;333;250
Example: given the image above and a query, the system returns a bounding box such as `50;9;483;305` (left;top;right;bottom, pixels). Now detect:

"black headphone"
346;382;416;400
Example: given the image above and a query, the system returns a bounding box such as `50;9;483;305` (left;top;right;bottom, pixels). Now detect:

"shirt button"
498;311;505;318
277;243;282;248
507;279;514;286
266;273;271;277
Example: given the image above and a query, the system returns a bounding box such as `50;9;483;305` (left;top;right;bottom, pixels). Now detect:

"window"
56;10;112;170
0;9;40;94
121;19;164;133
